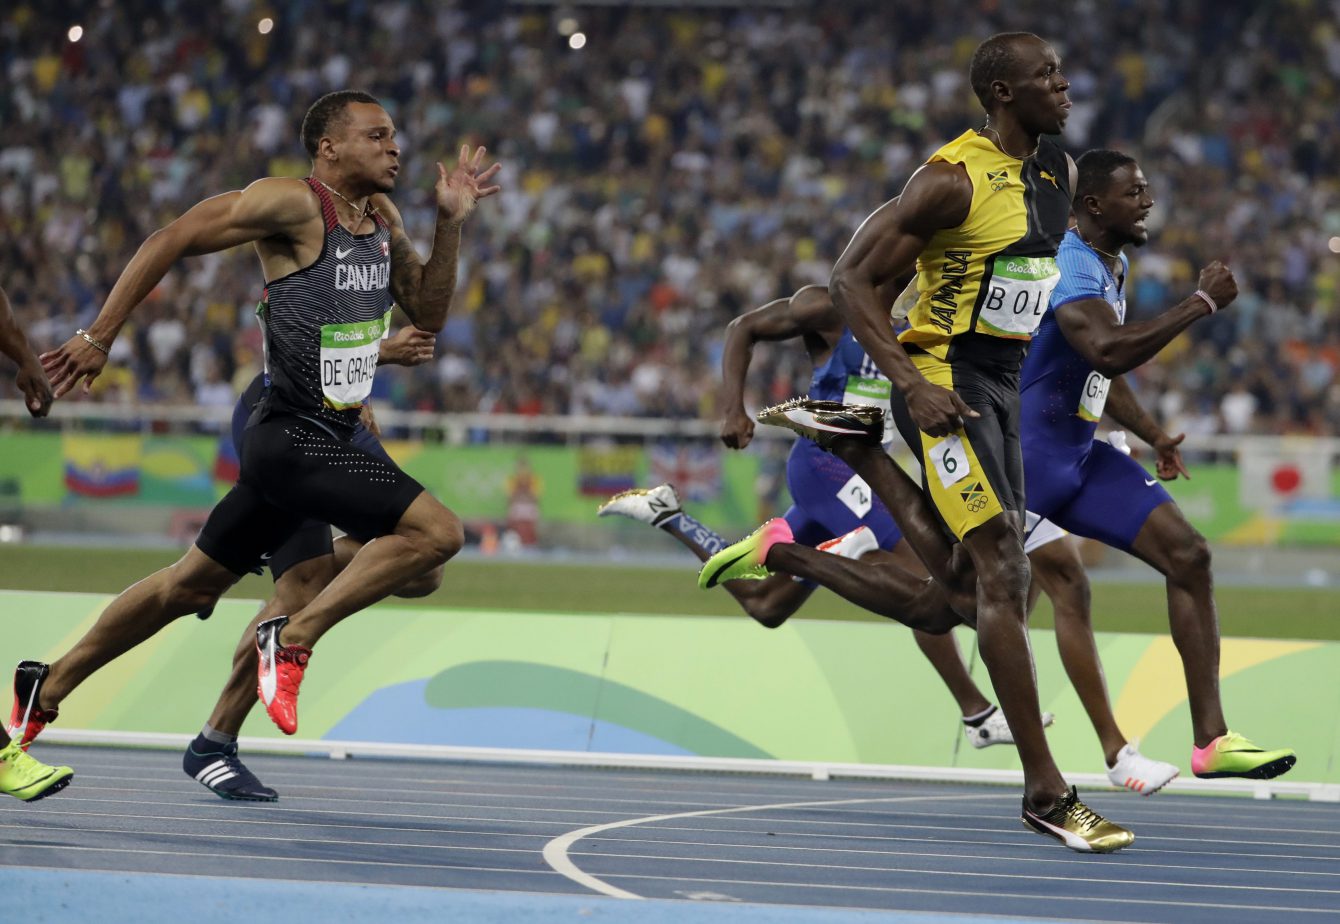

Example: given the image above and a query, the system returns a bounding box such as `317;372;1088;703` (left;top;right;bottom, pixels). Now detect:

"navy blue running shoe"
183;739;277;801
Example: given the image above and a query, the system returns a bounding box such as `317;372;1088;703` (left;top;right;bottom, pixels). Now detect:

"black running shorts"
196;414;425;577
889;353;1024;541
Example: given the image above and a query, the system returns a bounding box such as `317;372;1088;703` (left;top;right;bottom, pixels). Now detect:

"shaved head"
969;32;1045;111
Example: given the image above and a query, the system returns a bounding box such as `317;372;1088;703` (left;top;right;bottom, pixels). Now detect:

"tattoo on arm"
418;216;463;325
386;215;464;332
388;232;424;321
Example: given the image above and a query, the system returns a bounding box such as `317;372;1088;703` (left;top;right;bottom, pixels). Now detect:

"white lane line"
49;771;782;808
32;790;1340;866
560;847;1340;896
48;776;1340;838
6;809;562;837
0;821;544;857
55;750;1340;810
16;807;1340;868
541;792;1001;899
57;760;986;798
61;764;911;800
72;759;1340;809
0;842;561;878
566;836;1340;880
44;791;699;817
33;792;1340;857
593;830;1340;867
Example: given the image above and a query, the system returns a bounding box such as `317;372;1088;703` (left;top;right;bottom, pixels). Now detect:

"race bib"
843;375;894;446
320;311;391;410
1078;370;1111;422
974;255;1060;339
930;434;971;489
837;473;874;518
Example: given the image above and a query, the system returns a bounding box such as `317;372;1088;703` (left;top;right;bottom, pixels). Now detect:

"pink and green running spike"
1191;731;1296;780
698;518;794;589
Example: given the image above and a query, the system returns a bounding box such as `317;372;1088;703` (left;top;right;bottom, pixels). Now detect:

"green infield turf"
0;544;1336;640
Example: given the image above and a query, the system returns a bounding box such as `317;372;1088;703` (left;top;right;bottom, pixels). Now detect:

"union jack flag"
648;440;721;503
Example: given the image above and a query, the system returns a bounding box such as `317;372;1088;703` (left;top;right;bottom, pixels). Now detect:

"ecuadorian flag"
214;433;240;484
63;433;142;498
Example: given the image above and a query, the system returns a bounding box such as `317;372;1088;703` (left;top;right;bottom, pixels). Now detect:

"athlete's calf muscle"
392;492;464;565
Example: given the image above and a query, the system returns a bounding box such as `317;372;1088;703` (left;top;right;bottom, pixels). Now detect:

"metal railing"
3;398;1338;456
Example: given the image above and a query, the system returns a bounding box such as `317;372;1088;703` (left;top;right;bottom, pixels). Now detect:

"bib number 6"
931;434;971;489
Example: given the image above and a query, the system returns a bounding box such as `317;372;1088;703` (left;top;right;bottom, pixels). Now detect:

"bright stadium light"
569;31;586;50
68;25;83;42
557;16;578;36
1330;236;1340;254
258;17;274;34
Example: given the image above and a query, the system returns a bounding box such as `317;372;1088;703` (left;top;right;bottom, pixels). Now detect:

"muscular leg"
332;535;445;599
1126;502;1227;748
765;543;960;634
646;505;813;627
205;555;336;737
829;438;976;618
1029;538;1126;765
963;513;1067;809
721;575;816;629
43;546;240;708
280;492;463;648
203;528;448;737
674;500;982;706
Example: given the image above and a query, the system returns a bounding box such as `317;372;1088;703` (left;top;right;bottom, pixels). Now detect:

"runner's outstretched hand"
437;145;502;224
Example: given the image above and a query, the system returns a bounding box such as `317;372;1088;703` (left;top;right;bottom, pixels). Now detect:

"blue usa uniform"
783;328;904;551
1020;230;1172;550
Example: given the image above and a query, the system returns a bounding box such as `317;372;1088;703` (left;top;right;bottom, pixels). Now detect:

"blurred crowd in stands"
2;0;1338;436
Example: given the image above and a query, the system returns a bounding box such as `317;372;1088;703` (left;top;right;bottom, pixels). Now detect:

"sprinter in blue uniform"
1018;149;1294;781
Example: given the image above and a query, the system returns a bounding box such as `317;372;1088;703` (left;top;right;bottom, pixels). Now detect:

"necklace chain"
1081;234;1122;261
980;125;1039;160
316;179;374;221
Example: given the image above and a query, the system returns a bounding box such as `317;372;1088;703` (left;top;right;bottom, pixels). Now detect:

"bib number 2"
837;474;874;518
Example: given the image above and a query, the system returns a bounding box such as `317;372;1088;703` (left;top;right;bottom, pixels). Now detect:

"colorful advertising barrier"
5;591;1335;784
0;432;1338;545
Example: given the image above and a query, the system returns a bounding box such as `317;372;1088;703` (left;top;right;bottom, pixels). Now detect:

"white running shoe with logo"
816;525;879;560
966;705;1055;749
1107;743;1179;795
597;484;683;527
